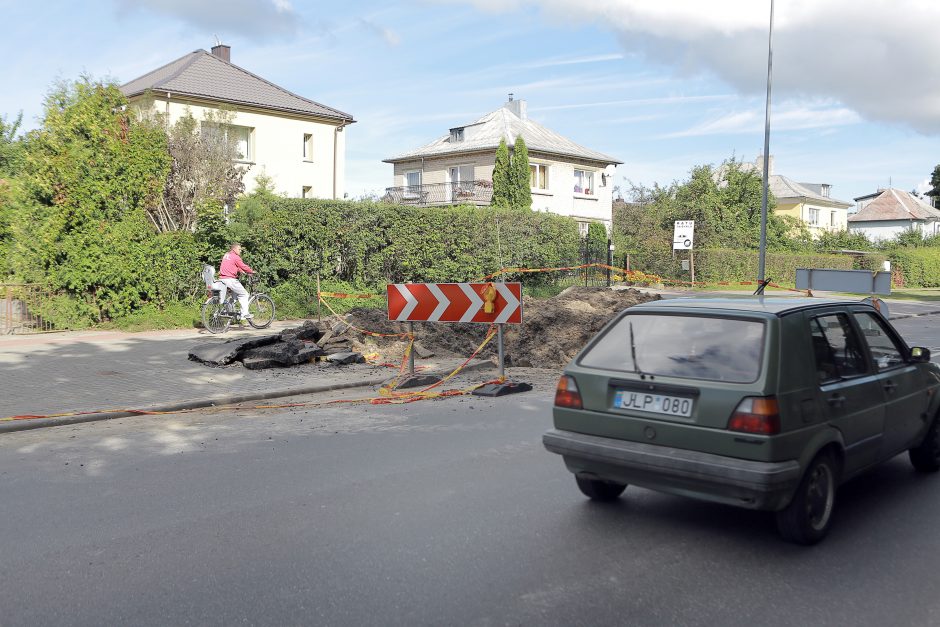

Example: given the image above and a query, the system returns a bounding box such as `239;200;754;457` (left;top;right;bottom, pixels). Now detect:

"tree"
492;138;511;208
154;108;246;233
11;77;172;322
0;111;24;178
511;136;532;210
926;164;940;207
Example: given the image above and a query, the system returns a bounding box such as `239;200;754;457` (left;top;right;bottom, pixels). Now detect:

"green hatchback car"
543;297;940;544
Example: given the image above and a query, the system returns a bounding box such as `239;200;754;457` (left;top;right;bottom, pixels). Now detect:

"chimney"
504;97;527;121
211;44;231;62
755;154;774;176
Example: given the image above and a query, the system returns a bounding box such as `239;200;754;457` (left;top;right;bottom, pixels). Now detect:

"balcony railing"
383;180;493;207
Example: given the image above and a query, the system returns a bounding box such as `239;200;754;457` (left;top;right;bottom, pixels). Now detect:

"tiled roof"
769;175;851;208
384;105;621;165
848;188;940;222
120;50;354;123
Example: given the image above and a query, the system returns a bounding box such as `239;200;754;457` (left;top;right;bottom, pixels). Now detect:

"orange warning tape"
318;292;382;299
317;293;413;338
479;262;810;295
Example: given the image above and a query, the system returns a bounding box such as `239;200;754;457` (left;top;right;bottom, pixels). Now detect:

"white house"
120;44;355;199
848;188;940;241
383;98;622;233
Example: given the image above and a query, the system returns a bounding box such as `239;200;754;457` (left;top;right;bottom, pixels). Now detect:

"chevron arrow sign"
387;283;523;324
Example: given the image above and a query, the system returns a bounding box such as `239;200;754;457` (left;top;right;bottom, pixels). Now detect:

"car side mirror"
911;346;931;363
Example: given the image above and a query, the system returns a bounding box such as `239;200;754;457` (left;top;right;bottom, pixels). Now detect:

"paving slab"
0;321;493;431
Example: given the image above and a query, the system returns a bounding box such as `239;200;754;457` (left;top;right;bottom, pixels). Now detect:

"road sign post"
386;282;530;396
673;221;695;285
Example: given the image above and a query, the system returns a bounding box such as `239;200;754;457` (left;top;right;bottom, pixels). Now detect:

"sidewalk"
0;321;492;433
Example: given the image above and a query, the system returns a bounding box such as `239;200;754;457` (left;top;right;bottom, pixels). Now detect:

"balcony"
383;180;493;207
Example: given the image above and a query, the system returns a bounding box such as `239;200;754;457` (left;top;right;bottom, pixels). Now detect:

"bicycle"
201;275;276;334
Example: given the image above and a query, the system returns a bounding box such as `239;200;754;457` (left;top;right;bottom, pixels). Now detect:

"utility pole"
758;0;775;284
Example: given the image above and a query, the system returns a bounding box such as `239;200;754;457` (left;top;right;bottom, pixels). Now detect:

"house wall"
391;150;615;230
775;200;848;237
849;219;940;242
137;96;347;199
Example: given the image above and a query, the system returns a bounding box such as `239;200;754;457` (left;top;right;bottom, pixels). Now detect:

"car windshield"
579;313;766;383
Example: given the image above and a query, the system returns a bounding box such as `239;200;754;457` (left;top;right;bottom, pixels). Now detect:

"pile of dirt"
345;287;660;369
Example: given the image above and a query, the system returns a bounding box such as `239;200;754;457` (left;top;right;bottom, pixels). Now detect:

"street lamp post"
758;0;775;285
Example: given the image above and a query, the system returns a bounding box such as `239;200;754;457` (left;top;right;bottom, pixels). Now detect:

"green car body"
544;297;940;544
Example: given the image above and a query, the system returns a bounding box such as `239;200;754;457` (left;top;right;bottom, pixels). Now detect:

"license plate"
614;390;693;417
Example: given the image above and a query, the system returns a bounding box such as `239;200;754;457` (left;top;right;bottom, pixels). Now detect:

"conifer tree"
492;137;511;208
511;136;532;210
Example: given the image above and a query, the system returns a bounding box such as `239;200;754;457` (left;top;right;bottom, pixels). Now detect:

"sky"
2;0;938;207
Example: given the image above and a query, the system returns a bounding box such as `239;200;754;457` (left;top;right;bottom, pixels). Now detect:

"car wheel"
775;452;838;545
909;417;940;473
576;475;627;502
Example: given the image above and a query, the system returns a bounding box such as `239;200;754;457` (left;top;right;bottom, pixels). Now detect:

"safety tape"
317;292;382;299
317;293;413;338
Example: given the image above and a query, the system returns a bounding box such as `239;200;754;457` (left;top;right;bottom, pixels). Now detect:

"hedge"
889;248;940;287
238;199;581;289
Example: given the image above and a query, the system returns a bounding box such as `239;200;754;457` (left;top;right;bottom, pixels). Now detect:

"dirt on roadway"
345;287;660;369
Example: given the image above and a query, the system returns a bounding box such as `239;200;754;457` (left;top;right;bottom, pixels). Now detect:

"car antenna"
753;277;771;296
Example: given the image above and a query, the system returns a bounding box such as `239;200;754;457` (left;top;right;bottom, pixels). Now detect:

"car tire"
775;452;838;545
909;417;940;473
576;476;627;502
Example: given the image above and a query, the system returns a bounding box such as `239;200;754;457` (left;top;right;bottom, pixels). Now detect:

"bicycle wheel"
247;293;275;329
201;296;231;334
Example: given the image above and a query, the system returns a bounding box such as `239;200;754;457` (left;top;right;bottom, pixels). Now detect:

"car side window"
852;312;906;370
810;314;868;383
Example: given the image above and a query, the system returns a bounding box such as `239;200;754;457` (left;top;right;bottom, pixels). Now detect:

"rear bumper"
543;428;802;511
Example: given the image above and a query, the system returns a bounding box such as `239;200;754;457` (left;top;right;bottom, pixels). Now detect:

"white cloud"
440;0;940;134
114;0;302;40
668;102;862;137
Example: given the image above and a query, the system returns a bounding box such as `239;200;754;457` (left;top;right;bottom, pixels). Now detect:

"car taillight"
554;375;583;409
728;397;780;435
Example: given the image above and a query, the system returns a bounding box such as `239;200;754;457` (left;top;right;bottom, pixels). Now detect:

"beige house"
770;176;852;236
738;157;852;236
120;44;355;199
383;98;622;232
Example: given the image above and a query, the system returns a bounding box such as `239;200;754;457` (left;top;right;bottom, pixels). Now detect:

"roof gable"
384;103;621;165
769;174;851;208
120;50;354;123
848;188;940;222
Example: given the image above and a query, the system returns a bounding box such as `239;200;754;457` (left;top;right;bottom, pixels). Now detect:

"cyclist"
218;243;255;323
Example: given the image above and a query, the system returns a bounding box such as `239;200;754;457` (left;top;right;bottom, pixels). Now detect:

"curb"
0;359;496;435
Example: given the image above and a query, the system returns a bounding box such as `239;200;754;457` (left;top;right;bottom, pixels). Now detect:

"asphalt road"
3;354;940;625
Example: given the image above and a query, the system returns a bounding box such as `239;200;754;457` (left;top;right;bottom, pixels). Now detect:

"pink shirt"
219;250;253;279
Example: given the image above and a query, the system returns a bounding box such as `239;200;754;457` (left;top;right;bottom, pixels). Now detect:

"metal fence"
382;181;493;207
1;284;59;334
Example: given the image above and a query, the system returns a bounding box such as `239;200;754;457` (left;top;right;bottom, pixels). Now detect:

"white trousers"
219;278;250;316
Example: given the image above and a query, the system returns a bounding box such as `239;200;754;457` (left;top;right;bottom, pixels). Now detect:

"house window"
574;170;594;195
807;207;820;225
450;128;464;142
203;122;253;161
303;133;313;160
530;163;549;190
831;211;837;227
233;126;252;161
405;171;422;197
577;221;589;237
302;185;312;199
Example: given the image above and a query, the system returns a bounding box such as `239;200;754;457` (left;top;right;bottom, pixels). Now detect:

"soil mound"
346;287;660;369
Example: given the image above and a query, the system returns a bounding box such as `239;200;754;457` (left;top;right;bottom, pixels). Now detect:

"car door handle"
827;394;846;407
884;380;897;394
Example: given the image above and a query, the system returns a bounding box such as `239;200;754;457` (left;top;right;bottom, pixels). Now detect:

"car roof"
630;296;874;317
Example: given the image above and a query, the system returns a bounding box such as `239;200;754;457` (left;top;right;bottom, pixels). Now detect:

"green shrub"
693;249;853;284
234;199;581;290
889;248;940;287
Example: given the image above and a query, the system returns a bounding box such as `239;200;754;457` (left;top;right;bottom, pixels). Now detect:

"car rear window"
579;313;766;383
